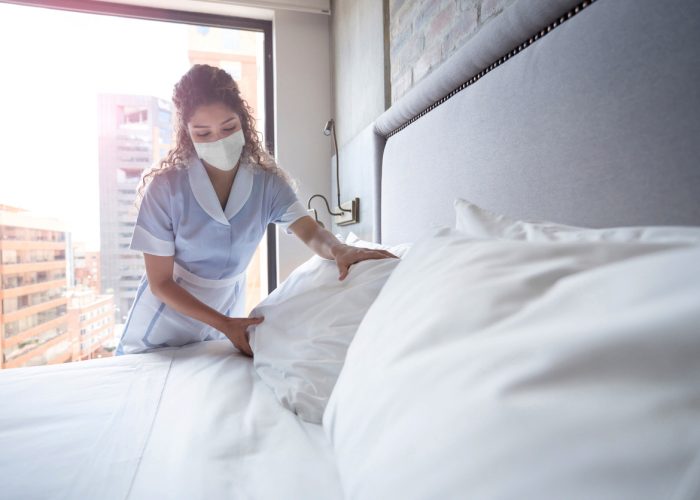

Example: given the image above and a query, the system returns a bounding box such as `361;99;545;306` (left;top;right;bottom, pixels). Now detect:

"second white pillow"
454;197;700;243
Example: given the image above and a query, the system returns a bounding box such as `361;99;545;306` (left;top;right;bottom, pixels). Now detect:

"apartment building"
0;205;71;369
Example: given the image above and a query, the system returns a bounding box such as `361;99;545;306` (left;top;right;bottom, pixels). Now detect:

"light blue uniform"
115;155;307;355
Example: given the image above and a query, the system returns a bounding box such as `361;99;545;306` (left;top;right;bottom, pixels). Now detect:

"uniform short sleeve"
130;175;175;256
269;173;309;235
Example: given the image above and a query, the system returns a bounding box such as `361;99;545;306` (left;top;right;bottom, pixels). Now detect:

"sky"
0;3;193;250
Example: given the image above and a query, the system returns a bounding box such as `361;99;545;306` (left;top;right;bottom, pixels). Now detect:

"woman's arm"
143;253;261;356
288;216;398;280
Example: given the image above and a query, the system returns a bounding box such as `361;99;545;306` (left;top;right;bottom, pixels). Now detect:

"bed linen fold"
0;352;174;500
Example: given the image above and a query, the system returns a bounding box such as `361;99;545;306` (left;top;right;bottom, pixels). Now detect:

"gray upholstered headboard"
358;0;700;245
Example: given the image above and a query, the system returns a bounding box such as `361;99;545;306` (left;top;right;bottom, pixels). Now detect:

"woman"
116;64;396;357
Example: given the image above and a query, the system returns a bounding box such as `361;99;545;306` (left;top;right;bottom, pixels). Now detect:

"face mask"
192;129;245;171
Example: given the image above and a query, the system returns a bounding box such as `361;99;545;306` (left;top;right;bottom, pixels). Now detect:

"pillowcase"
454;197;700;243
248;236;405;423
344;231;412;256
324;227;700;500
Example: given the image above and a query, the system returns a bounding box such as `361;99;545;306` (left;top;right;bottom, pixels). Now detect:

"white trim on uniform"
130;224;175;256
173;261;246;288
277;200;310;234
224;163;254;221
187;155;254;226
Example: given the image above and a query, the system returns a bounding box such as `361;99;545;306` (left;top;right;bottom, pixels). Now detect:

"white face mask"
192;129;245;171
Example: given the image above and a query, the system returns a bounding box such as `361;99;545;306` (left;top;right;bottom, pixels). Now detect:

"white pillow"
344;231;412;256
455;197;700;243
324;228;700;500
248;238;404;423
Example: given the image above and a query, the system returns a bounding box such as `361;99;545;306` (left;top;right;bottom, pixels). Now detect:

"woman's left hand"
331;244;399;281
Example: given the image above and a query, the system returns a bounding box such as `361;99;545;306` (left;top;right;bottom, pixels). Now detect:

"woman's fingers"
242;338;253;357
337;262;349;281
241;318;262;356
335;248;400;280
236;339;253;357
359;249;398;261
219;317;262;357
372;249;398;259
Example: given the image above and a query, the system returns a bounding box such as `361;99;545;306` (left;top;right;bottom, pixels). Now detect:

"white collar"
187;155;254;226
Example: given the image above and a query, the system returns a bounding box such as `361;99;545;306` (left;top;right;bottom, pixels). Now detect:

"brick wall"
390;0;515;103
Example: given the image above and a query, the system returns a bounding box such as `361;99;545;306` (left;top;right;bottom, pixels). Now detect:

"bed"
2;0;700;499
0;340;341;499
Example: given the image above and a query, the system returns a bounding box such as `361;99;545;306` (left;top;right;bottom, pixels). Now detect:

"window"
0;1;274;370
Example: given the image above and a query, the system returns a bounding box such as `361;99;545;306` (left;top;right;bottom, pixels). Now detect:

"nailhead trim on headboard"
386;0;597;138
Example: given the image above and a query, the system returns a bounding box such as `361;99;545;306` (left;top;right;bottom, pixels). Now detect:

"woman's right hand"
217;316;264;357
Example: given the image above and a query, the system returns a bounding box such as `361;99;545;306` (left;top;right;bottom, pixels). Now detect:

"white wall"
273;9;333;281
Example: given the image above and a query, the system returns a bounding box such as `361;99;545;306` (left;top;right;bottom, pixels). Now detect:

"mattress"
0;340;342;500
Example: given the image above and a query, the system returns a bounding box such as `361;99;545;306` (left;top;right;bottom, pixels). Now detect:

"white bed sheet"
0;340;342;500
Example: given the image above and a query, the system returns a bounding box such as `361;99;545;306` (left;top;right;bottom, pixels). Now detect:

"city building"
66;288;116;360
97;94;172;322
0;205;71;369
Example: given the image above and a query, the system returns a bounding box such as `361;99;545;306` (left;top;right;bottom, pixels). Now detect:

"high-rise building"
0;205;71;369
97;94;172;322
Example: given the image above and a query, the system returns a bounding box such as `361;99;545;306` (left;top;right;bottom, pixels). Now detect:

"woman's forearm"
310;228;345;259
151;280;229;331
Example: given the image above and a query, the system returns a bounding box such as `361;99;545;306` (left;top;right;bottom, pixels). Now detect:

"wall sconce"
307;119;360;228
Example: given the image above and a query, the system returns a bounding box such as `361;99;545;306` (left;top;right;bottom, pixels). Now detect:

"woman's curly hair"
135;64;294;208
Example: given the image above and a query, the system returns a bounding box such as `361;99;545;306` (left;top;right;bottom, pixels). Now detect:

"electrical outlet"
334;198;360;226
